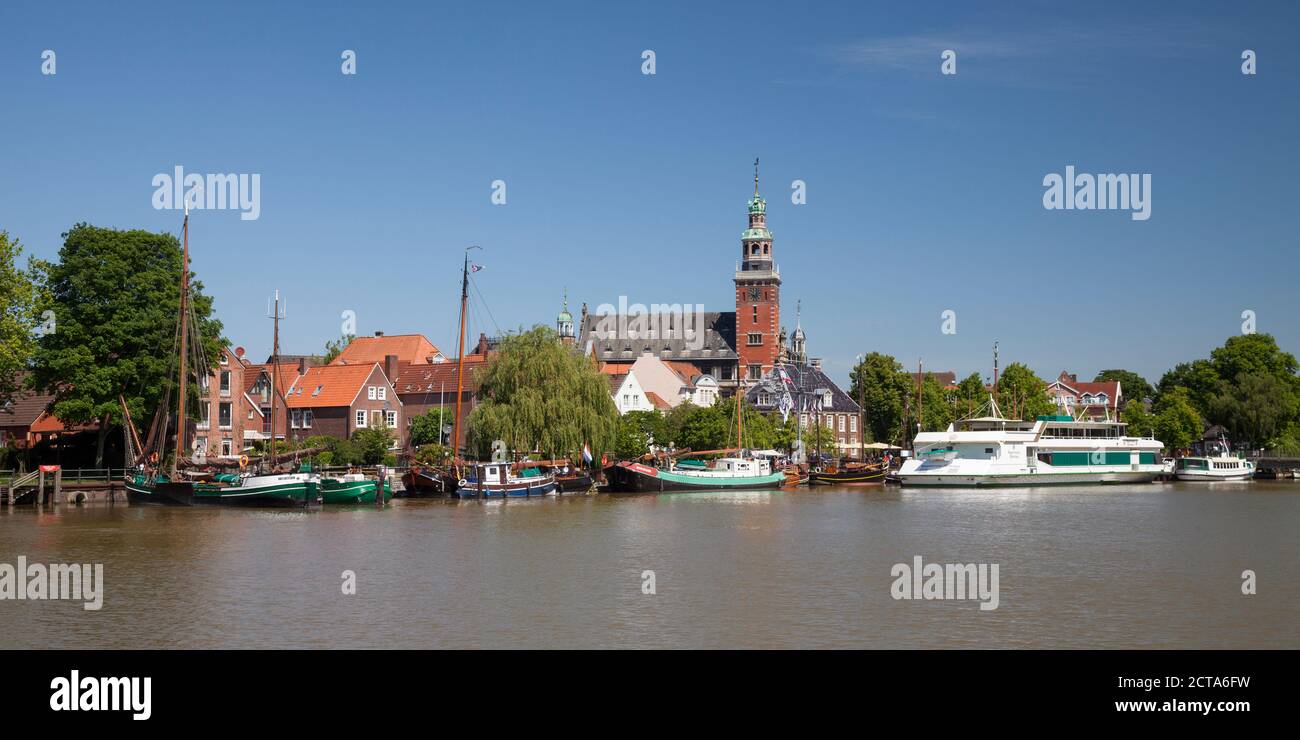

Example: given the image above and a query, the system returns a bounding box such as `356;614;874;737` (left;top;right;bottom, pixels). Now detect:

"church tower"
734;159;781;382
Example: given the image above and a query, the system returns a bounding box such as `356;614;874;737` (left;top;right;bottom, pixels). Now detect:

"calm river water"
2;481;1297;649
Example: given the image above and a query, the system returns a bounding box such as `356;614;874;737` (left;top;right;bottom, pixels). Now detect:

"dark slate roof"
744;362;861;414
0;388;55;428
578;311;737;362
607;373;628;394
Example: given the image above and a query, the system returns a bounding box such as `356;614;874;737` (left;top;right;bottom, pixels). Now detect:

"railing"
58;468;129;483
3;470;40;504
1;468;127;485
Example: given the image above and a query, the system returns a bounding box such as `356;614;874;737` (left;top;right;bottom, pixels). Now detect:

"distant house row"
1;330;497;465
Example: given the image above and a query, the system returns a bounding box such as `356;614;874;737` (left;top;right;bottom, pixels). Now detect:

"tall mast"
269;290;282;467
173;205;190;475
736;374;744;452
992;341;999;394
916;358;923;435
452;246;479;461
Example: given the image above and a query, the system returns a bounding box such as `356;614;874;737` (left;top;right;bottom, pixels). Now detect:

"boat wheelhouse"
897;401;1164;487
455;462;556;498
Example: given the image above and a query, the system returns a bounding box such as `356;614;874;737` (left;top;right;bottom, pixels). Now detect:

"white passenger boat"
1173;439;1254;481
897;398;1165;487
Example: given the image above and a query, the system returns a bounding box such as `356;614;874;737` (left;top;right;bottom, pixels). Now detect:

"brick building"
284;362;403;449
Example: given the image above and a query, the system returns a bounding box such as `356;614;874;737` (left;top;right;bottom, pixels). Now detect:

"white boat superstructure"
1174;440;1255;481
897;400;1165;487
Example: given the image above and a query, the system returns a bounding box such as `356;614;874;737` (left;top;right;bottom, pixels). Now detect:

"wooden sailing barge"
122;209;315;507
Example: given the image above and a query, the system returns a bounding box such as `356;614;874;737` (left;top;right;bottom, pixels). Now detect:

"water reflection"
1;482;1297;649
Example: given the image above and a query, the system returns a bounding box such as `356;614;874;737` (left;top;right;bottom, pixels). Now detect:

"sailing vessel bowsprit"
123;208;316;507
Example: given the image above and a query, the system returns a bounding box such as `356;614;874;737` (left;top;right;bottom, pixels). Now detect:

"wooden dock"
1254;455;1300;479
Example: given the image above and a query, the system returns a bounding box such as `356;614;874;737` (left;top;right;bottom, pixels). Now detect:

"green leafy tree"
714;396;778;450
467;326;618;459
31;223;223;466
918;373;956;432
1094;369;1154;404
0;231;42;405
849;353;912;445
953;372;988;420
322;333;355;364
1209;372;1295;448
1120;399;1156;439
1157;359;1220;416
413;442;450;466
1154;387;1203;451
676;403;730;451
408;409;447;447
352;426;394;465
1209;333;1299;386
613;410;665;458
995;363;1055;421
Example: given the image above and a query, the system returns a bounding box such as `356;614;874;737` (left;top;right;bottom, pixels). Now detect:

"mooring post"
375;465;385;509
55;469;63;504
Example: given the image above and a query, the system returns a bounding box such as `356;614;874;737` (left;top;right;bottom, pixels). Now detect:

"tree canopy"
30;223;223;465
849;352;911;444
0;231;41;405
1157;333;1300;448
995;363;1056;421
467;326;618;459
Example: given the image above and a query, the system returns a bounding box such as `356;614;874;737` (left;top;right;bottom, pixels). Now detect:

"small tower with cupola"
557;290;575;346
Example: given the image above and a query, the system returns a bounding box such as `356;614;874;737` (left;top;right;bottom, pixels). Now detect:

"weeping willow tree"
466;326;618;460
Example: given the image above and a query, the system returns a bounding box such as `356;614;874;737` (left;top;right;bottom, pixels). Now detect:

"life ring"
239;455;249;469
148;452;159;464
458;478;468;488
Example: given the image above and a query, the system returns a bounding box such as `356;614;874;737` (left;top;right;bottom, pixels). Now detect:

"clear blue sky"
2;0;1296;388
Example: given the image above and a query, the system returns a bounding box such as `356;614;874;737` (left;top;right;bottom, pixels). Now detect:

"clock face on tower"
747;287;761;302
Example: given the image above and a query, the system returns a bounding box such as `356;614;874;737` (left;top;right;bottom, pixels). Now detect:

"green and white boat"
125;472;318;507
898;398;1165;487
607;456;787;492
319;473;393;504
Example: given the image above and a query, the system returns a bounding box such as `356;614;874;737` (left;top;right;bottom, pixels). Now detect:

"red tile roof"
243;363;302;397
29;411;98;434
664;361;705;386
393;359;490;395
286;364;386;408
331;334;441;366
644;391;672;410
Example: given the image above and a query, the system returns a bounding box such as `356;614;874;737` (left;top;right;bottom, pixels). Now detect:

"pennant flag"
470;263;484;272
778;391;794;423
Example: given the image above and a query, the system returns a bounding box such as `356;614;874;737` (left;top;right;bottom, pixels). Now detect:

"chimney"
475;332;490;356
384;354;399;382
298;358;307;375
374;330;384;337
